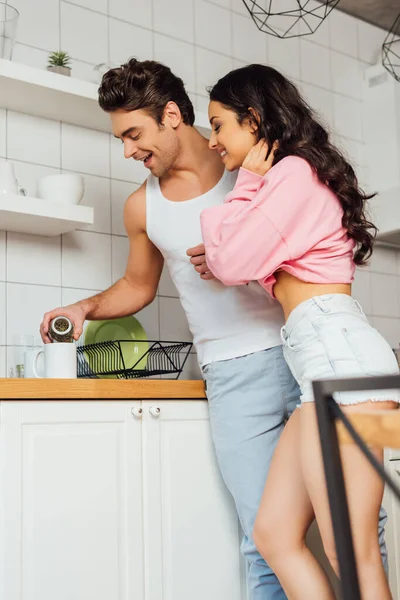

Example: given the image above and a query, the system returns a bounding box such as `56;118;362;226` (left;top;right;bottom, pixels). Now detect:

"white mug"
32;343;77;379
37;173;85;205
0;160;18;194
24;348;44;378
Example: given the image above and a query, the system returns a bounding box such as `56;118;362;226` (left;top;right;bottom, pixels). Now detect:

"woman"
200;64;400;600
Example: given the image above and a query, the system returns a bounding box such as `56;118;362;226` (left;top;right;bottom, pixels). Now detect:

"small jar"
49;316;74;343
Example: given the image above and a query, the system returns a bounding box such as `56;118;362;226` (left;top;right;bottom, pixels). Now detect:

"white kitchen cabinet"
141;400;245;600
0;400;144;600
0;399;245;600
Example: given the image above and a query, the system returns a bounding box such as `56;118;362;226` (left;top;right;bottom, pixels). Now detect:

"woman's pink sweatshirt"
200;156;355;298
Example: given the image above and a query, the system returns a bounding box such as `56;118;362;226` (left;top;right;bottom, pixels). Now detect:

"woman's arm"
200;156;328;286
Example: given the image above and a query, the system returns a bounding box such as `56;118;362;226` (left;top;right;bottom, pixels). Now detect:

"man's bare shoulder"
124;181;147;235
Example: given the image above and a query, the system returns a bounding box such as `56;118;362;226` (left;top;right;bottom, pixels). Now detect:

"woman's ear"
247;107;261;133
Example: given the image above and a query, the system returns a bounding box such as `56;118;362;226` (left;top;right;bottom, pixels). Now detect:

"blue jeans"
203;345;388;600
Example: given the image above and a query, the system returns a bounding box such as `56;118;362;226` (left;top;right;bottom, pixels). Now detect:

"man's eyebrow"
114;126;138;139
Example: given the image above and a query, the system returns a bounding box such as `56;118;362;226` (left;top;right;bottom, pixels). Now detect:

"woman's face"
208;101;257;171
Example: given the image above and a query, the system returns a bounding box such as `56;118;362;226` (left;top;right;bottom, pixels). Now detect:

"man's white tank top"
146;169;284;366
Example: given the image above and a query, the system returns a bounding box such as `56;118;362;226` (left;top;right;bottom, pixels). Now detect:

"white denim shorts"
280;294;400;406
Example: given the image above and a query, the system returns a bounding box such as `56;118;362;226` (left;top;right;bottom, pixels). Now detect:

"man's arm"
40;184;164;342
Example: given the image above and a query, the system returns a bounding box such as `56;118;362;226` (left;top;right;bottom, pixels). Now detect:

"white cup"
32;343;77;379
0;160;18;194
24;348;43;378
37;174;85;205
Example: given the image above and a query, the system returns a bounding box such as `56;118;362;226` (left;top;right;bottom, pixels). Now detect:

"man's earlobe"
164;101;182;129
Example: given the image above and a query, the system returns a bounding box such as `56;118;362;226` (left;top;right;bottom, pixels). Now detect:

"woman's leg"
301;400;396;600
253;408;336;600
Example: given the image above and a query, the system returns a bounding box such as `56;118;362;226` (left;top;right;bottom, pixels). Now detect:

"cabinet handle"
149;405;161;417
131;407;143;418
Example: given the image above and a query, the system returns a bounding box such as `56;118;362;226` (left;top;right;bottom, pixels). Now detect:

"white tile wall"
154;34;196;94
109;0;152;28
0;282;5;345
329;9;358;57
66;172;111;235
61;124;110;178
111;180;137;236
331;52;362;100
304;2;330;48
68;0;108;13
195;47;233;96
352;268;372;315
371;274;400;318
109;18;153;65
371;317;400;350
300;39;331;90
11;0;59;51
333;94;363;142
194;0;232;55
0;1;398;379
159;297;192;342
12;43;50;71
0;110;6;157
299;82;333;128
60;2;108;65
6;283;62;344
136;298;160;340
111;235;129;282
267;35;301;81
211;0;231;8
180;352;202;380
7;112;61;168
358;21;386;64
336;138;364;171
231;0;248;17
369;246;398;275
0;232;5;281
61;231;112;290
61;287;102;307
232;12;267;64
153;0;194;44
0;347;5;378
7;232;61;287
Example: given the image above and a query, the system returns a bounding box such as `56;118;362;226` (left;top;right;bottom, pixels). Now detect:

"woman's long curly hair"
209;64;377;265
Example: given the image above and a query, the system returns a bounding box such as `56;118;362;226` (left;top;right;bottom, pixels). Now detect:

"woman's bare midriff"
273;270;352;322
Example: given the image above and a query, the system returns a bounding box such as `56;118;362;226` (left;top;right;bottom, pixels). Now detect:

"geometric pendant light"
241;0;340;39
383;11;400;83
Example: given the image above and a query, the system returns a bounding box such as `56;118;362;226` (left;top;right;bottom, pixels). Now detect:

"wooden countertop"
0;378;207;400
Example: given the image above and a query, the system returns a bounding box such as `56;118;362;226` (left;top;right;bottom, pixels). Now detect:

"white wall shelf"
0;194;94;236
0;59;211;136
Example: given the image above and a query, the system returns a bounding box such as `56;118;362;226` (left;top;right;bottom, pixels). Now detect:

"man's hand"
40;303;88;344
242;139;278;177
186;244;215;280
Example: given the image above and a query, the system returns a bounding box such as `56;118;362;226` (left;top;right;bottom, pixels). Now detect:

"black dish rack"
77;340;193;379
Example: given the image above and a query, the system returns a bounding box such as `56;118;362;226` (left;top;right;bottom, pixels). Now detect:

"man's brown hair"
98;58;195;126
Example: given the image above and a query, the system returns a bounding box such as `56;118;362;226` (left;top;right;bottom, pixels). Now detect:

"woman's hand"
242;139;279;177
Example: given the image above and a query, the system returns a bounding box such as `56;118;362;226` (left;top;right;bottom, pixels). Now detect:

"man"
40;59;387;599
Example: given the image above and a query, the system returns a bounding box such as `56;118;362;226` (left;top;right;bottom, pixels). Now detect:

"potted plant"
47;51;71;76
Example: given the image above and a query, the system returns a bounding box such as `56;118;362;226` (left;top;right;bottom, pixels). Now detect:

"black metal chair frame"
312;374;400;600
